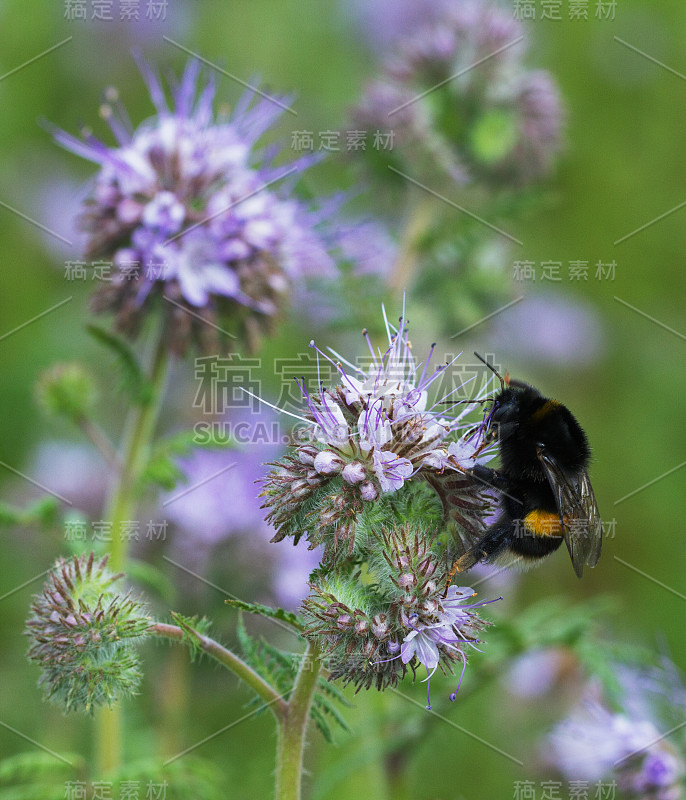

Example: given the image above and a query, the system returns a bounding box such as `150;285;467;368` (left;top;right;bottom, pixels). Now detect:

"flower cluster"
25;553;150;713
263;311;499;704
352;0;563;187
55;57;334;354
303;526;495;706
548;669;686;800
262;313;494;564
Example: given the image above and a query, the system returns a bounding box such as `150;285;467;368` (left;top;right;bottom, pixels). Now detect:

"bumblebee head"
483;387;519;443
474;353;541;445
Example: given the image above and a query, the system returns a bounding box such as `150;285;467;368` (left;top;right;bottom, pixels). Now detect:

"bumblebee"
449;354;602;581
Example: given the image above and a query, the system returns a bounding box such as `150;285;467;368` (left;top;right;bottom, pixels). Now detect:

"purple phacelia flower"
393;585;497;708
348;0;458;51
548;672;686;799
352;0;563;188
261;309;496;562
54;56;335;354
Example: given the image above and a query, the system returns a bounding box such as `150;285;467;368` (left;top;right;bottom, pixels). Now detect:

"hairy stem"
94;331;170;775
275;639;322;800
152;621;287;716
105;334;169;573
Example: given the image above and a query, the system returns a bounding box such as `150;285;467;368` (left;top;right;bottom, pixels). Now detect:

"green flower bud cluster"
26;553;151;713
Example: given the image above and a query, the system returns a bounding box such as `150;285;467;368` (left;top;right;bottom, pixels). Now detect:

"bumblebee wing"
536;446;603;578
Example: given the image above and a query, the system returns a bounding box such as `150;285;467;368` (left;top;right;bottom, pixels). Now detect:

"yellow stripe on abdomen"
523;510;564;538
530;399;561;421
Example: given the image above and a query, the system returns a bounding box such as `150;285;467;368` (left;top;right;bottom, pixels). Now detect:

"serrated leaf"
86;324;153;404
235;617;350;742
312;683;352;743
310;705;336;744
169;611;213;662
225;599;305;632
0;752;83;783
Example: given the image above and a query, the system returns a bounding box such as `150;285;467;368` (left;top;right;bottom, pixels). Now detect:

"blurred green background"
0;0;685;797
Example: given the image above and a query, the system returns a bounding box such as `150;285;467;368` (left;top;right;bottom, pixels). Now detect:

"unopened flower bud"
342;462;366;484
116;197;143;224
359;481;378;501
298;445;319;466
418;558;437;579
372;613;389;639
306;470;323;486
398;573;417;589
25;553;150;714
36;363;97;421
314;450;344;476
337;614;354;630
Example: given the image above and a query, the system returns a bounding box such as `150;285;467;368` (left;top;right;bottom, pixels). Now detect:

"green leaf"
156;429;238;457
311;677;352;743
0;752;84;783
108;756;227;800
225;598;305;632
0;498;60;529
140;453;186;490
169;611;213;662
235;616;350;743
86;324;153;404
140;429;238;490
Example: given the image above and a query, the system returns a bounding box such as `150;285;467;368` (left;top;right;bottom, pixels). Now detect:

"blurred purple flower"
31;440;108;516
548;672;686;799
488;292;606;366
337;219;397;278
54;57;335;354
164;447;269;545
505;647;575;699
164;411;321;609
351;0;563;187
347;0;457;51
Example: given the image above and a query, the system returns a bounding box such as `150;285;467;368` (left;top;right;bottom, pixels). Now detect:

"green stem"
152;620;287;716
275;640;322;800
105;334;169;573
389;196;436;296
95;331;170;776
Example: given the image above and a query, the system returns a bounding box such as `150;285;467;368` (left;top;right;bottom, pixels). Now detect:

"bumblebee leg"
466;465;510;492
443;519;515;595
444;548;487;593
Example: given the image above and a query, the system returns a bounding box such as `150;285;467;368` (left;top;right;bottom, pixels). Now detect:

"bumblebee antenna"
474;352;505;392
437;398;491;405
